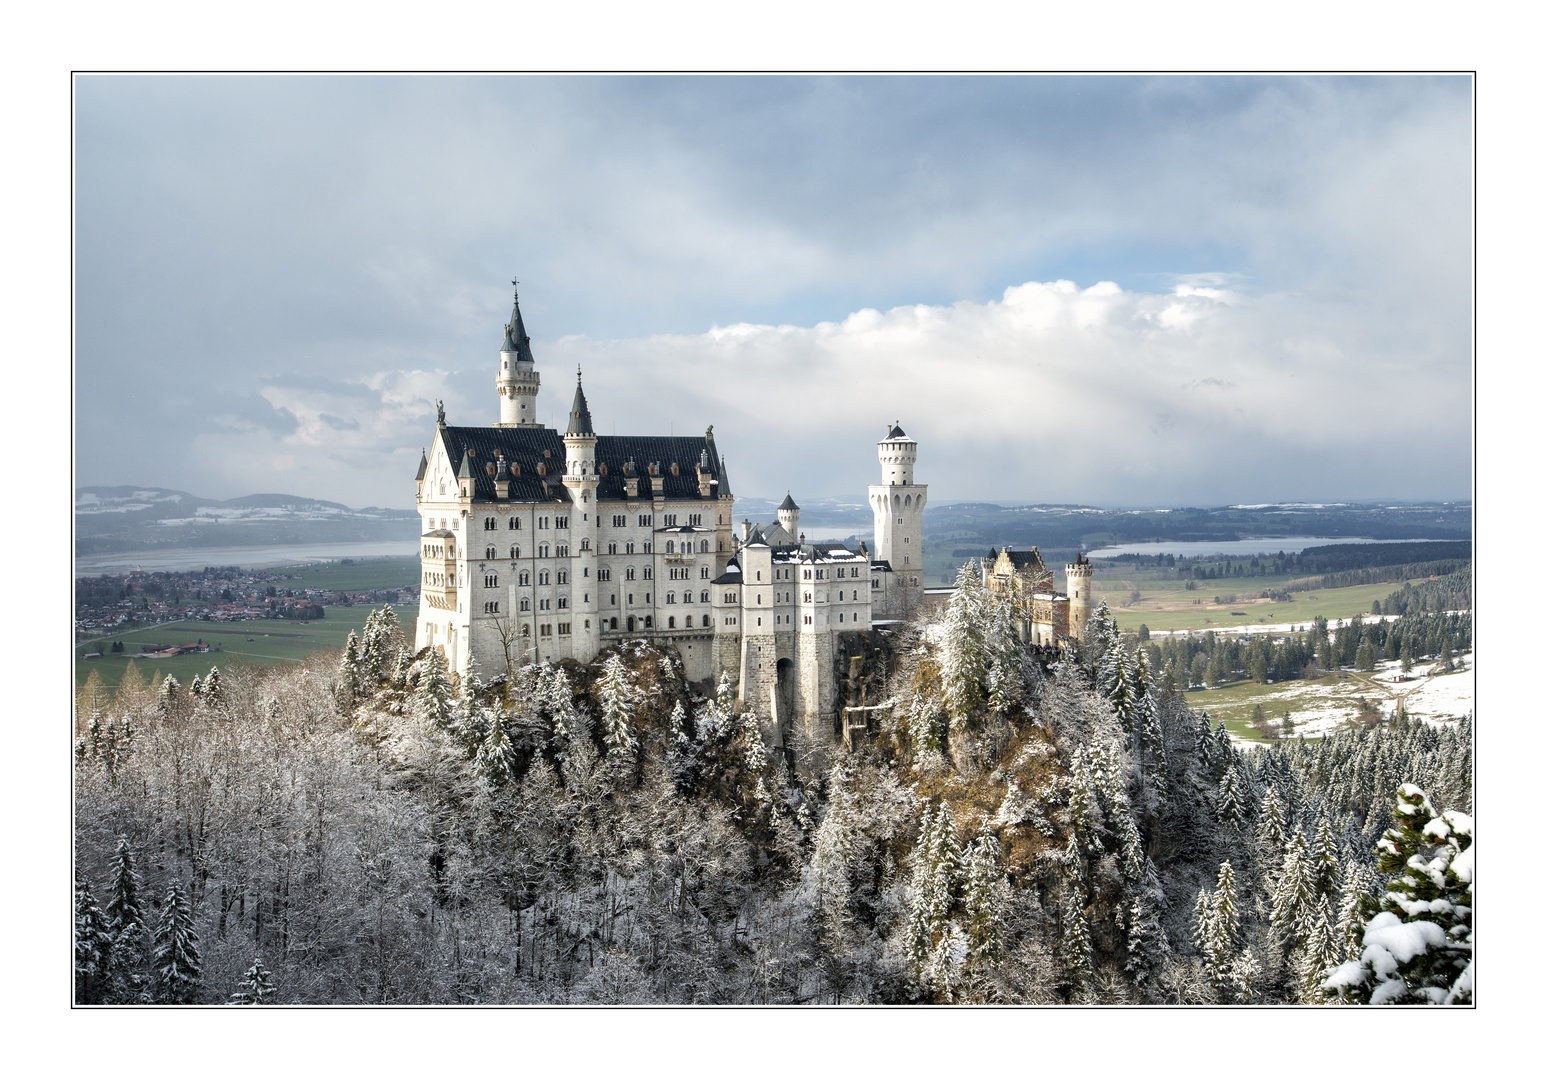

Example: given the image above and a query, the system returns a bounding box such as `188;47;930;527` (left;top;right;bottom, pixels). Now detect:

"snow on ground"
1224;652;1472;745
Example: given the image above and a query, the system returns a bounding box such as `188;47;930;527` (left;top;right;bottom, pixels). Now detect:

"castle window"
638;514;651;527
689;514;702;526
558;597;568;609
484;601;500;614
625;541;635;555
666;540;675;553
520;599;531;611
612;515;625;527
556;544;569;557
804;592;812;603
609;594;616;605
512;518;520;529
510;546;519;559
556;516;568;529
643;542;652;553
645;593;650;603
486;546;497;559
643;616;652;628
559;623;570;635
666;592;675;604
484;573;498;588
484;517;496;530
904;555;910;564
558;570;569;584
540;544;550;558
700;566;709;579
837;568;844;578
626;567;636;581
580;539;590;551
608;543;617;555
700;590;708;603
609;618;618;630
685;615;692;627
839;613;844;622
724;593;736;603
539;571;550;585
519;572;530;586
668;616;676;628
599;568;612;582
522;624;530;637
664;514;677;526
643;567;653;580
803;570;811;580
699;540;709;552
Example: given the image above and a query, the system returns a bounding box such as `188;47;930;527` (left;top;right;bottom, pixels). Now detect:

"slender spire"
566;366;594;436
500;278;535;365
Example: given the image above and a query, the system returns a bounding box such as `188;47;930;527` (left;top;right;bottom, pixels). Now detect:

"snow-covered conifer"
414;648;455;731
229;957;276;1004
152;881;202;1004
104;836;148;1002
339;630;363;704
596;654;639;758
1058;884;1094;991
1323;784;1473;1004
940;563;989;728
75;875;114;1004
962;829;1005;962
1271;830;1317;951
476;709;519;786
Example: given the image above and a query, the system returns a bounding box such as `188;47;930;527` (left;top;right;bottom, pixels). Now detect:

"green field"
1097;580;1408;634
274;557;420;592
77;604;420;690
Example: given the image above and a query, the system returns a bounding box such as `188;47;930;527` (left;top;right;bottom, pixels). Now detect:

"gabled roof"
434;426;726;504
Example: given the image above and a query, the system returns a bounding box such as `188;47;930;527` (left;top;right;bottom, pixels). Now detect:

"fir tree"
476;709;519;786
1323;784;1473;1004
339;630;363;704
414;648;455;731
229;957;276;1004
1058;884;1094;994
961;829;1005;963
1271;829;1317;952
940;563;989;728
595;653;639;758
104;836;149;1002
75;875;114;1004
152;881;202;1004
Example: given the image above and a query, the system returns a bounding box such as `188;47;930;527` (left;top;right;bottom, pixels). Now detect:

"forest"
73;572;1472;1005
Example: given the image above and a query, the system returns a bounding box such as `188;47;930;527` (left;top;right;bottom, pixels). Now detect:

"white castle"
414;283;928;735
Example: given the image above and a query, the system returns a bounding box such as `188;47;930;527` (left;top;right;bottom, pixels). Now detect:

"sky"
74;74;1474;510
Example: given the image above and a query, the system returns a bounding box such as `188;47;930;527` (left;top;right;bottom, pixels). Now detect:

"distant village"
73;564;419;640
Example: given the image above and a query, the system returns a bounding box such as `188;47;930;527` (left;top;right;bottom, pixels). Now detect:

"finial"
436;399;446;425
511;276;520;298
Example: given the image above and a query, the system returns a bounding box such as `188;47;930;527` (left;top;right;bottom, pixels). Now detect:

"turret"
777;492;800;540
495;279;542;427
869;421;927;617
1065;553;1093;641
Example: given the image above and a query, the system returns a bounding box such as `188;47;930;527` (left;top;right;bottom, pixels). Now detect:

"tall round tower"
1065;553;1093;641
495;280;542;427
869;422;927;617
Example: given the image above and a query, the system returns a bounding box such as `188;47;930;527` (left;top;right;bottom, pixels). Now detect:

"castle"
414;282;1084;737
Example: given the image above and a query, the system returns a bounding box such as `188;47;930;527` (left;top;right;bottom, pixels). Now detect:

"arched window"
626;566;636;580
893;494;900;507
666;540;675;553
668;616;676;628
700;590;709;603
684;615;693;627
643;616;652;629
666;592;676;604
486;546;497;559
699;539;709;553
510;545;519;559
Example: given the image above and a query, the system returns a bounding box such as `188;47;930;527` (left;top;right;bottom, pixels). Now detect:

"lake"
1084;536;1452;559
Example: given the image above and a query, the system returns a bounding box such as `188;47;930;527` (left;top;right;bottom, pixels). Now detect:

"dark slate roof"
437;425;725;504
711;563;743;585
997;547;1047;571
566;376;594;435
500;287;536;365
871;559;894;572
778;492;799;511
457;449;474;479
415;450;428;481
887;424;910;439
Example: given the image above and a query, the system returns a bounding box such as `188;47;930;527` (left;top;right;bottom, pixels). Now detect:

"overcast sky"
74;74;1472;510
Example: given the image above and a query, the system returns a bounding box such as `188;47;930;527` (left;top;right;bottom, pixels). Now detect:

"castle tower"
495;280;542;427
1065;553;1092;641
869;422;926;616
776;492;800;541
562;370;601;659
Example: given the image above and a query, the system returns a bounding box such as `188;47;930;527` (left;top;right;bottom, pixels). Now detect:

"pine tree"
476;709;519;786
1125;857;1169;988
1323;784;1473;1004
229;957;276;1004
1255;787;1289;872
961;829;1005;963
1271;829;1317;952
1308;815;1342;899
339;630;363;704
595;654;639;758
152;881;202;1004
201;665;224;706
940;563;989;728
75;875;114;1004
1058;884;1094;993
1297;896;1340;1002
104;836;149;1002
414;648;455;730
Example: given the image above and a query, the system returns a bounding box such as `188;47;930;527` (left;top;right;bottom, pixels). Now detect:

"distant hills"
75;487;419;556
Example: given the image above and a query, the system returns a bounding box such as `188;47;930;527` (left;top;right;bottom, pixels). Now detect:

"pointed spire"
500;278;535;365
457;448;474;480
778;491;799;512
415;448;428;481
566;366;594;436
